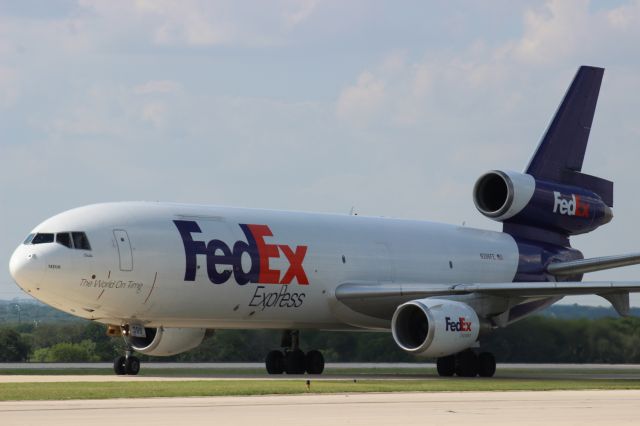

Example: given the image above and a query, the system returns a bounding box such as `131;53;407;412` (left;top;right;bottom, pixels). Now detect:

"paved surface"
1;363;640;382
2;362;640;369
1;391;639;425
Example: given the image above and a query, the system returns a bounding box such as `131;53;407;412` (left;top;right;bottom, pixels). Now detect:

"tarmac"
1;390;639;425
2;364;640;425
1;362;640;381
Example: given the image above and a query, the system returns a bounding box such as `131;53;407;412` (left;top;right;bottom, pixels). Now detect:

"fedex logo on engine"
174;220;309;286
553;191;589;218
445;316;472;332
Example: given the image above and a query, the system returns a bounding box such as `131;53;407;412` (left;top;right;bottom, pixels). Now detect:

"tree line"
1;315;640;363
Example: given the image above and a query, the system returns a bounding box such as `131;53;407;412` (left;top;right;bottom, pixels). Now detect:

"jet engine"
391;298;479;358
473;170;612;236
128;327;206;356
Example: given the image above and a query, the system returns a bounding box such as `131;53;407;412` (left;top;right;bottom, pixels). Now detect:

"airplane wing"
335;280;640;318
336;280;640;299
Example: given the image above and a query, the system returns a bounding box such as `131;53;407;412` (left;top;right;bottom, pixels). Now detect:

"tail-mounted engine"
391;298;479;358
473;170;613;236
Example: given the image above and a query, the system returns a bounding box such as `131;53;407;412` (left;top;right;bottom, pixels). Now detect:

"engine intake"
473;170;535;220
391;298;479;358
129;327;206;356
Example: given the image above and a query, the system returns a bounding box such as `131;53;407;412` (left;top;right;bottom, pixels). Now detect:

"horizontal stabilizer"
546;253;640;276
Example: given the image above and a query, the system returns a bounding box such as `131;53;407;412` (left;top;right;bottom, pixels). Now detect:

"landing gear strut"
265;330;325;375
436;350;496;377
113;328;141;376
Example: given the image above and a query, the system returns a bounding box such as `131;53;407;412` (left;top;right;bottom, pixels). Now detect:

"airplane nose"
9;246;42;291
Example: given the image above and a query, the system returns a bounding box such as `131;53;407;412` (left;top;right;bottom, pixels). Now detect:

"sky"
1;0;640;306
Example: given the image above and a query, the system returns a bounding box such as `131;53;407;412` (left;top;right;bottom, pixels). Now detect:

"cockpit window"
56;233;72;248
31;233;54;244
72;232;91;250
24;231;91;250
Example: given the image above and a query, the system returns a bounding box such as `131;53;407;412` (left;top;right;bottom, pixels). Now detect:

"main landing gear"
265;330;325;375
436;350;496;377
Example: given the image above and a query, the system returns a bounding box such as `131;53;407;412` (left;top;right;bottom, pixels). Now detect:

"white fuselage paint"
10;202;520;331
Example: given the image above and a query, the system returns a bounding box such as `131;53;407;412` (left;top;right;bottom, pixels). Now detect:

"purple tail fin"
525;66;613;207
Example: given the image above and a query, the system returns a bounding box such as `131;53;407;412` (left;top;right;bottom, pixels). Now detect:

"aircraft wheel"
284;349;306;374
436;355;456;377
125;356;141;375
305;350;325;375
265;350;285;374
478;352;496;377
113;356;126;375
455;350;478;377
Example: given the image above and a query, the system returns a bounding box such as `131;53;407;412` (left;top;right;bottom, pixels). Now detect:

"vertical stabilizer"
525;66;613;206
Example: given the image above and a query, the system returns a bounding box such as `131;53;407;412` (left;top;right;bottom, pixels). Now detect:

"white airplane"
9;66;640;377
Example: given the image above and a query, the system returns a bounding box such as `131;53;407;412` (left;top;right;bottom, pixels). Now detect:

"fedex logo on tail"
174;220;309;286
445;316;472;332
553;191;590;218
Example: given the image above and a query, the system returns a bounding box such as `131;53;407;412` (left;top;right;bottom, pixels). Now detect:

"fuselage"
10;202;525;330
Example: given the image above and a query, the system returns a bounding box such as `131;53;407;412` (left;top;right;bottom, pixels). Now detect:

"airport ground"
1;363;640;425
1;390;640;425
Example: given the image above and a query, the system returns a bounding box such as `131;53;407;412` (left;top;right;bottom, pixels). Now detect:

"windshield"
26;231;91;250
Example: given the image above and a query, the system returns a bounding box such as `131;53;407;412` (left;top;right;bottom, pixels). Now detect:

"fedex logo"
174;220;309;286
445;316;472;332
553;191;589;218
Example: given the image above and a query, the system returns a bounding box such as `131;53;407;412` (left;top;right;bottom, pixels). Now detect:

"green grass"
1;365;639;401
1;378;640;401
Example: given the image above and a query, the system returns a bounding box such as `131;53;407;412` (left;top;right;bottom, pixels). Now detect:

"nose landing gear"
113;347;141;376
110;324;141;376
265;330;325;375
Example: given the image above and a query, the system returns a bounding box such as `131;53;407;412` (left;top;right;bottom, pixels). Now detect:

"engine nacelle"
391;298;479;358
473;170;612;236
129;327;206;356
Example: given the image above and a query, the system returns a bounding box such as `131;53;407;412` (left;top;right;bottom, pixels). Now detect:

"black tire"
113;356;126;375
125;356;140;375
455;350;478;377
305;350;325;375
477;352;496;377
265;350;285;374
436;355;456;377
284;349;306;375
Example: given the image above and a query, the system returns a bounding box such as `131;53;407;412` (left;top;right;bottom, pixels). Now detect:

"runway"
1;362;639;381
2;365;640;424
1;390;639;425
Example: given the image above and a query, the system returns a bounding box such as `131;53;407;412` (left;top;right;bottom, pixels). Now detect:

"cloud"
336;72;386;126
141;102;169;127
335;0;640;129
510;0;590;64
133;80;182;95
282;0;319;28
0;66;18;109
75;0;323;48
